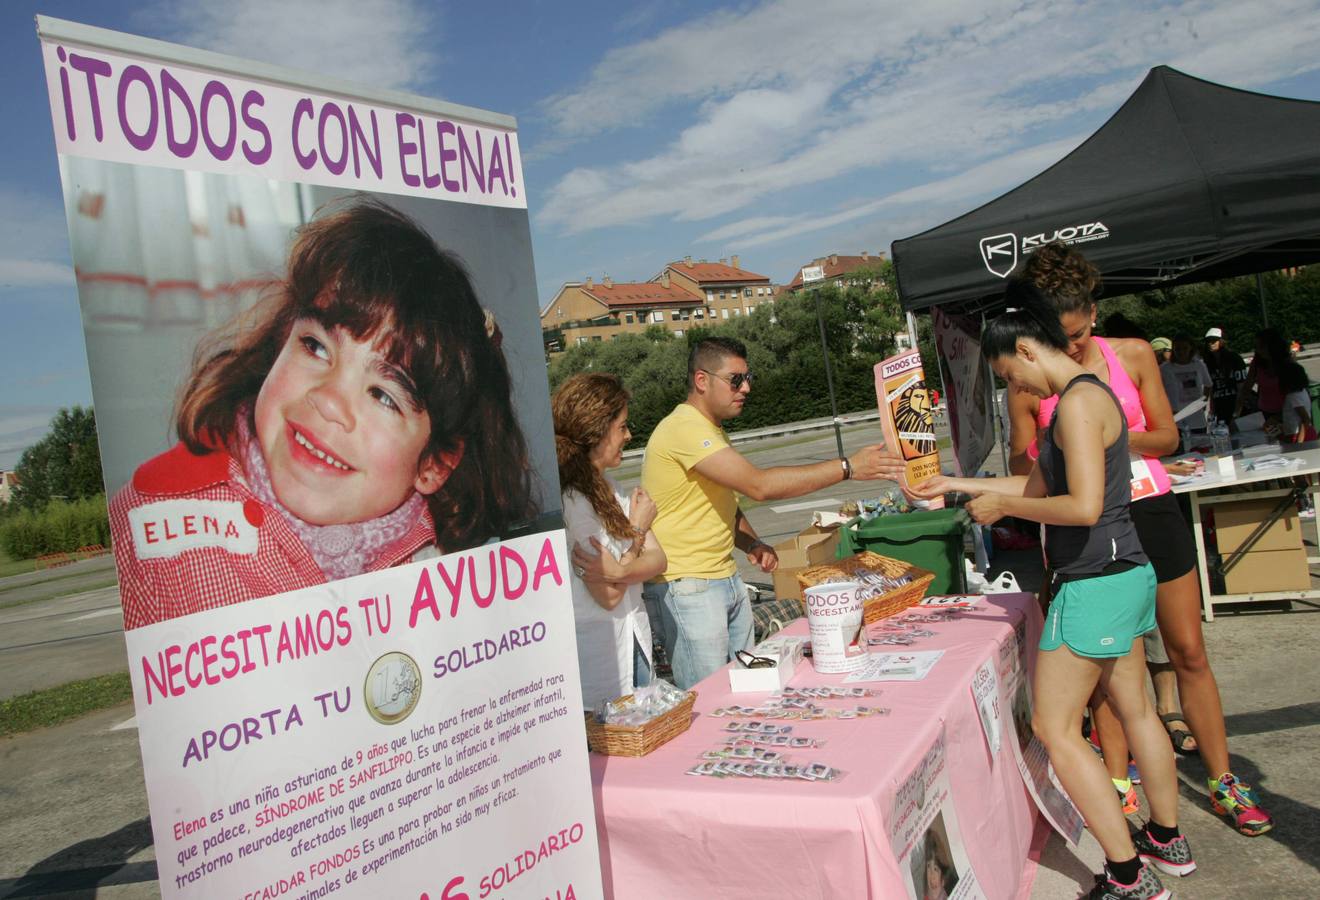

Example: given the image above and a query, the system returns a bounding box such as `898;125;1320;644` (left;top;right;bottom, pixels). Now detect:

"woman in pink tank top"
1029;335;1172;498
1004;242;1274;838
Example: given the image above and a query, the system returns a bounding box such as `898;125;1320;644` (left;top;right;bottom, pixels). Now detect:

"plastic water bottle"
1211;419;1232;457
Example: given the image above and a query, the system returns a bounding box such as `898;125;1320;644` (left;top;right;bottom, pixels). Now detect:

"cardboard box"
1215;498;1304;554
1223;547;1311;594
771;524;840;602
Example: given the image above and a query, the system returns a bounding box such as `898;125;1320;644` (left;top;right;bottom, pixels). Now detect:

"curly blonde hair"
552;373;632;539
1015;241;1101;314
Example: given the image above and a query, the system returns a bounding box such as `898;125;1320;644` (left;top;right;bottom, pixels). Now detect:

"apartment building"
785;251;887;292
541;256;775;352
658;256;775;322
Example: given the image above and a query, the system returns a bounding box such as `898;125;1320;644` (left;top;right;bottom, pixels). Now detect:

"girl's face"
589;406;631;471
1058;306;1095;362
254;319;447;526
992;342;1051;399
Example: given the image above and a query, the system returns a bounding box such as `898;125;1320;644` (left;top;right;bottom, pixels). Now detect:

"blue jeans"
643;574;754;689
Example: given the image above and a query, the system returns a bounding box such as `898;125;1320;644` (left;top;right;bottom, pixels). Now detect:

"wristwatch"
840;457;853;480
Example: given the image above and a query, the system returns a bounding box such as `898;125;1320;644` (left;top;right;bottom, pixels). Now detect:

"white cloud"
537;0;1320;236
146;0;444;92
722;135;1086;251
0;187;75;292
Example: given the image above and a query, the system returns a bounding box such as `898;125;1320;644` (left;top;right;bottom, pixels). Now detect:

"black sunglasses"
701;368;753;390
735;649;776;669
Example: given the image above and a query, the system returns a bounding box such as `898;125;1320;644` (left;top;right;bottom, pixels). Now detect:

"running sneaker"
1116;780;1140;816
1133;825;1197;876
1128;759;1142;785
1208;773;1274;836
1085;862;1170;899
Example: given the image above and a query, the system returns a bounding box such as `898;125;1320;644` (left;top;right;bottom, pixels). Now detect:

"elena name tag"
128;499;259;559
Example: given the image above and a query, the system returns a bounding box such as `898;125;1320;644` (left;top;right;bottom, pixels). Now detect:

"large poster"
38;16;600;898
931;307;992;477
128;534;597;898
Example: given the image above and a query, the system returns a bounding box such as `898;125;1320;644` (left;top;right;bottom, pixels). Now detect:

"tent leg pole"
1257;272;1268;327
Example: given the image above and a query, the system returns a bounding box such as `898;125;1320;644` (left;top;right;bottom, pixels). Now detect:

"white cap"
1205;327;1224;339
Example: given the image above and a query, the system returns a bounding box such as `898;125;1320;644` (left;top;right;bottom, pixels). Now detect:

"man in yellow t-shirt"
642;337;905;688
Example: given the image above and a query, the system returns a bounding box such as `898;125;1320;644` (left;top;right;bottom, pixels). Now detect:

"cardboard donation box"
874;351;943;505
773;524;841;602
1216;497;1310;593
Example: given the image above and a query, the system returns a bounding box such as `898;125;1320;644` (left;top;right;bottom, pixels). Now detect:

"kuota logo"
978;221;1111;278
979;233;1018;278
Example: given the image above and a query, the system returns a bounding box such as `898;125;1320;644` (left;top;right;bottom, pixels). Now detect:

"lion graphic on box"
892;380;937;459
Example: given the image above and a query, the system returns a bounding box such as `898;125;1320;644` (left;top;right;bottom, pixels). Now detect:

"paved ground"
2;421;1318;897
0;556;127;702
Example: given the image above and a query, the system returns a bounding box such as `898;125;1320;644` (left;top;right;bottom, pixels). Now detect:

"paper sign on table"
919;594;984;609
843;650;943;683
1003;665;1085;844
970;660;1001;755
889;728;984;900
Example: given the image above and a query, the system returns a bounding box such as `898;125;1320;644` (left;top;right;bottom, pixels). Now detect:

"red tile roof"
665;261;769;284
786;253;885;290
585;281;702;309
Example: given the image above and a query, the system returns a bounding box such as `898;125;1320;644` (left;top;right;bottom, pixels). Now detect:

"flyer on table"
38;15;600;898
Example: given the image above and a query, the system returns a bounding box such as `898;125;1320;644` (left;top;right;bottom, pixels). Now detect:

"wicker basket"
584;690;697;757
797;551;935;624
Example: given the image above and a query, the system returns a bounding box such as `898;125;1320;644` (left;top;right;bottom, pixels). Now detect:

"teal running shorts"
1040;563;1157;659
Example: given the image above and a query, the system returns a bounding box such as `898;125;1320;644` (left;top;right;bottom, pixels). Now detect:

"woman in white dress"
553;373;667;709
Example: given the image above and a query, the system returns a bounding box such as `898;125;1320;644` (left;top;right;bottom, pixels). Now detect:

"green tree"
11;406;105;510
546;277;908;446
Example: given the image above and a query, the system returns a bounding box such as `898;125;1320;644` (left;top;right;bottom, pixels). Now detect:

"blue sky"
4;0;1320;469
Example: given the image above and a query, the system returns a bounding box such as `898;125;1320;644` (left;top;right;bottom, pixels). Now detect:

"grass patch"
0;672;132;737
0;545;37;579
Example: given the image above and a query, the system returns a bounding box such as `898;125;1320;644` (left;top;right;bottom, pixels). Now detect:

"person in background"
553;373;667;709
1149;337;1172;366
1007;243;1272;838
1160;337;1212;432
641;336;907;689
1279;360;1317;443
1235;327;1291;427
1203;328;1247;432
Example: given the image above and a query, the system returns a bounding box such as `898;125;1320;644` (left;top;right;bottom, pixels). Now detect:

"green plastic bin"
836;508;969;595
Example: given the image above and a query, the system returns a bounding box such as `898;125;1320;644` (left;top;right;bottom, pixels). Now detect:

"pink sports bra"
1027;336;1171;499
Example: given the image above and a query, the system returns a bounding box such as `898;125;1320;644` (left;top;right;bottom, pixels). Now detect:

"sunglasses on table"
701;369;754;390
735;649;776;669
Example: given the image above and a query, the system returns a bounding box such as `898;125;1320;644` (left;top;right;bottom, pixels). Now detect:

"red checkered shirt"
110;443;437;629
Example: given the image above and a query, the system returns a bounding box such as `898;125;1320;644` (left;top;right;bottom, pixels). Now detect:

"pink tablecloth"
591;592;1043;900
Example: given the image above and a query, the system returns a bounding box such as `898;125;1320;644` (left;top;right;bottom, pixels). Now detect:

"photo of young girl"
909;813;959;900
109;198;536;628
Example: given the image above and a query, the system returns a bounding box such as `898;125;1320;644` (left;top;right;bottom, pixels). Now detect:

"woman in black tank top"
912;284;1191;899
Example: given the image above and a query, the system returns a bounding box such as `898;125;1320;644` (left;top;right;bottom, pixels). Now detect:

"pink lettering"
531;537;564;591
499;545;529;600
409;568;441;628
438;557;467;618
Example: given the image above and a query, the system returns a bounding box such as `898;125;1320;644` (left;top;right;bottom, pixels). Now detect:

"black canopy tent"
891;66;1320;314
